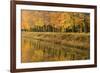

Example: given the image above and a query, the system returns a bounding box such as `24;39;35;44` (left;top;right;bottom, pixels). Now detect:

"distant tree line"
21;23;90;32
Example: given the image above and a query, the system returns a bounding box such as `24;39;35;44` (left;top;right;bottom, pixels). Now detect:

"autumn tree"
21;10;90;33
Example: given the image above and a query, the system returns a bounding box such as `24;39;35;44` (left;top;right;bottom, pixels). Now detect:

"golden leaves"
21;10;90;32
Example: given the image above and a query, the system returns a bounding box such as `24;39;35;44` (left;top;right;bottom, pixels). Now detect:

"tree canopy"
21;10;90;33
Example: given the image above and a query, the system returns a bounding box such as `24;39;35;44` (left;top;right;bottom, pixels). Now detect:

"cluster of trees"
21;10;90;33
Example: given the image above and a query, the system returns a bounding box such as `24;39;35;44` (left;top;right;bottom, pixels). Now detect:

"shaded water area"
21;32;90;63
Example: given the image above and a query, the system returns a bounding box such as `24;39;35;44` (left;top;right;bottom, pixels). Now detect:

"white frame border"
16;4;95;69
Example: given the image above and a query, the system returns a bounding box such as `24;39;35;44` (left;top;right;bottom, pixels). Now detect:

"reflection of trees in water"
21;36;90;63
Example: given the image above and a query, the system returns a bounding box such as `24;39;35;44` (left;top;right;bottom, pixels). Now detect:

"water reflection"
21;36;90;63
